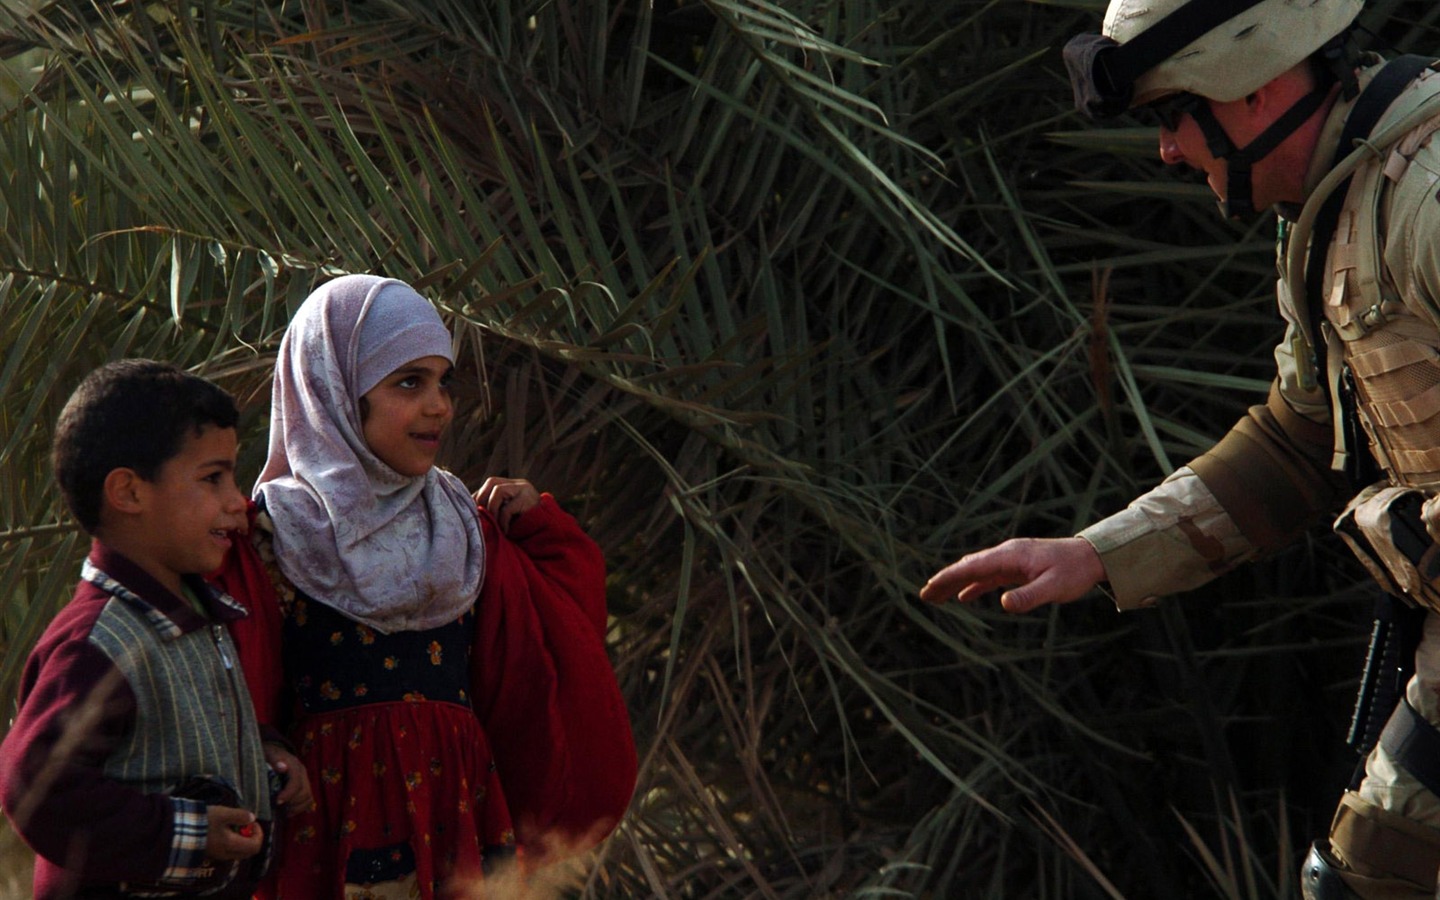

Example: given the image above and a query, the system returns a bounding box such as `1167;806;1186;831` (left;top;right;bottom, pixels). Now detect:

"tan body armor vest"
1329;109;1440;487
1301;67;1440;610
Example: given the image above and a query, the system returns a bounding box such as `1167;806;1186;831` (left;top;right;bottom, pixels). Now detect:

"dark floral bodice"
282;595;474;715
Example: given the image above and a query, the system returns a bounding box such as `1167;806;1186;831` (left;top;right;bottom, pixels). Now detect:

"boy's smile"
112;423;248;598
360;355;454;477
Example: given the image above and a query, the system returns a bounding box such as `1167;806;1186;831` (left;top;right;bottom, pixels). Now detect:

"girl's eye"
203;472;223;485
396;376;419;389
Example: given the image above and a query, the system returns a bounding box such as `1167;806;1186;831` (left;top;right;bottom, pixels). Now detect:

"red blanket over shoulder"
213;495;636;860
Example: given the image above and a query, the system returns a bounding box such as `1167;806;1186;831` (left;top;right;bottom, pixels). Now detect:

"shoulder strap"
1380;698;1440;797
1303;55;1438;377
1296;56;1440;380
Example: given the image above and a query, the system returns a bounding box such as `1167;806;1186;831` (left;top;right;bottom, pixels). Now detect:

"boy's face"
124;424;247;591
360;355;454;477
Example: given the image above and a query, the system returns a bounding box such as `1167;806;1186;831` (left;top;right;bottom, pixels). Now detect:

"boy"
0;359;309;899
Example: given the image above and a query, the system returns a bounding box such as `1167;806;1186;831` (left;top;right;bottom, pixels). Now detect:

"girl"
215;275;636;899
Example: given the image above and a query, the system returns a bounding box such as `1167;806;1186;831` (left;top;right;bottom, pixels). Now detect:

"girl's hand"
475;477;540;533
263;742;314;814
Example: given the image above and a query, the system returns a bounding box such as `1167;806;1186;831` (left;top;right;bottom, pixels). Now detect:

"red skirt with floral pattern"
269;699;514;900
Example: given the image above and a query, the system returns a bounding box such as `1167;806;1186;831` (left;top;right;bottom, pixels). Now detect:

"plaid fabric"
119;798;214;896
81;561;184;641
81;560;250;634
160;798;211;884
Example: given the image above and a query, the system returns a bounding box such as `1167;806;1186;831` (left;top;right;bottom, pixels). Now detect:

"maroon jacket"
0;542;269;899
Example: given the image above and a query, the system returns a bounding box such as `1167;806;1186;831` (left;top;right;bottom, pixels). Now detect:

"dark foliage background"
1;1;1438;897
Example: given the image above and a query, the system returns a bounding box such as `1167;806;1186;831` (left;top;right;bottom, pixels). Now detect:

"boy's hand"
206;805;263;860
475;477;541;533
264;742;314;813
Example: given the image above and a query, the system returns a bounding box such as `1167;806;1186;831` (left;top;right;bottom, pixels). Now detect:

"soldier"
921;1;1440;897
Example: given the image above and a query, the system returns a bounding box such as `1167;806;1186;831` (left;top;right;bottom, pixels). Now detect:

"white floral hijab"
254;274;484;633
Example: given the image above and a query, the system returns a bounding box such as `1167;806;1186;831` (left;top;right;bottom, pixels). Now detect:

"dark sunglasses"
1143;92;1203;131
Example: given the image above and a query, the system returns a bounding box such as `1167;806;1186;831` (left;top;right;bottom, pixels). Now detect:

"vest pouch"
1336;484;1440;613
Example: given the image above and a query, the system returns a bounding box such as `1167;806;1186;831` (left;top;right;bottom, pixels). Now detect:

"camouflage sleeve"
1080;382;1351;610
1078;467;1255;610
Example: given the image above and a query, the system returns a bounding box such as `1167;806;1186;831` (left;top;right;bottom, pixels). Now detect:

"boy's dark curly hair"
52;359;239;533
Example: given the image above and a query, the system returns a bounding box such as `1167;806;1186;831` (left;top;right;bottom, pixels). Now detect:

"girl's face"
360;355;454;476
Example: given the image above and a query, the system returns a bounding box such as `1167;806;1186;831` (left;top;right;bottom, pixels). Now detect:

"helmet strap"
1187;83;1332;218
1316;27;1362;100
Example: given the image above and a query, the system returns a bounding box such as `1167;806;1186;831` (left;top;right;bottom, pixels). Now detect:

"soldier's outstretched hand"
920;537;1105;613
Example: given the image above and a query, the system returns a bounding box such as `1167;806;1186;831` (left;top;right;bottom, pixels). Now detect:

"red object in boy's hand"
236;823;257;838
